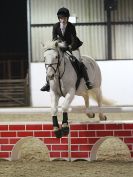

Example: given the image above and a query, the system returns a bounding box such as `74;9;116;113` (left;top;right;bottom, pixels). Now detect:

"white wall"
30;60;133;107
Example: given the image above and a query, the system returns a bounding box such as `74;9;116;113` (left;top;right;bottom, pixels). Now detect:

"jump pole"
0;106;133;114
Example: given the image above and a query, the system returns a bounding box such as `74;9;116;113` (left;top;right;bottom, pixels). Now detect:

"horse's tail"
89;90;116;106
101;96;115;106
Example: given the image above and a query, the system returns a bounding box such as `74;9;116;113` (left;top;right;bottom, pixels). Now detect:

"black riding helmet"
57;7;70;18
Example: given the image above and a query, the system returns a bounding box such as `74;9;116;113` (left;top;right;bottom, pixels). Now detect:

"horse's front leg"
50;91;62;138
61;88;75;136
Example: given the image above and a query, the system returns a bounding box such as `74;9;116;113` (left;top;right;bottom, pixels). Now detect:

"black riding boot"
40;80;50;92
80;62;93;89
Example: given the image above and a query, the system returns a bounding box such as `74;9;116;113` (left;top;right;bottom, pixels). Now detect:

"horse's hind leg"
95;88;107;121
83;93;95;118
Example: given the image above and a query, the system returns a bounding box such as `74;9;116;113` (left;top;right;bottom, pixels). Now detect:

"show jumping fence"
0;106;133;114
0;119;133;161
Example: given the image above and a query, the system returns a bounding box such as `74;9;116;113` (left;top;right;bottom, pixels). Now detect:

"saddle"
69;55;83;90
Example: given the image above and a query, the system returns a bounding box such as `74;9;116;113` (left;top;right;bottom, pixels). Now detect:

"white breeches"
72;49;82;62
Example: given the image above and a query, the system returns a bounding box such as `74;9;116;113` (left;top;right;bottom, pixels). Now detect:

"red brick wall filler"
0;121;133;161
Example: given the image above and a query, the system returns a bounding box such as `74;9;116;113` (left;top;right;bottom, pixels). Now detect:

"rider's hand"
68;45;72;51
60;47;68;52
67;45;72;53
61;45;72;53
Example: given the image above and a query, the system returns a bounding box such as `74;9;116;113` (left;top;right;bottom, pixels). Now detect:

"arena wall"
30;60;133;107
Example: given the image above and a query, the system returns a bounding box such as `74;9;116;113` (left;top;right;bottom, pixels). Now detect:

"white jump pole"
71;106;133;113
0;106;133;114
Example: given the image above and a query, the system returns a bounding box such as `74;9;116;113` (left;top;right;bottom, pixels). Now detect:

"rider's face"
59;17;68;25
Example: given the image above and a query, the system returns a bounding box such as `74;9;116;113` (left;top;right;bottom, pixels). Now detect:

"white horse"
43;40;110;138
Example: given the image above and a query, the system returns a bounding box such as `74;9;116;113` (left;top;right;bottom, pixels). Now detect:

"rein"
57;56;66;97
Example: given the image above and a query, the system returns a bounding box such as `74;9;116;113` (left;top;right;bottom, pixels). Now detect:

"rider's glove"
61;45;72;53
68;45;72;53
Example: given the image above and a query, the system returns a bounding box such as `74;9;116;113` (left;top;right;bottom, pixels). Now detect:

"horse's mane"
43;40;67;51
43;40;57;51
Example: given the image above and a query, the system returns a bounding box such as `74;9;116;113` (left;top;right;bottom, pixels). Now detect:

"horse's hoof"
86;113;95;118
100;116;107;121
104;116;107;120
61;123;69;136
53;127;62;138
91;113;95;118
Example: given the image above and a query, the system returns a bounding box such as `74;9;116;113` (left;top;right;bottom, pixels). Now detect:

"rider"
41;7;93;91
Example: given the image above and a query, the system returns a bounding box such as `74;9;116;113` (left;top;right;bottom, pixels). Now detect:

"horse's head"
43;40;66;80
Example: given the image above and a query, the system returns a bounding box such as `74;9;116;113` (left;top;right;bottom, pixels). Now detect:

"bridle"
45;63;60;79
44;48;66;96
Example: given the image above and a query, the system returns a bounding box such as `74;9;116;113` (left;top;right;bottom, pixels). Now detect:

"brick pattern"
70;122;133;161
0;121;133;161
0;123;69;161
